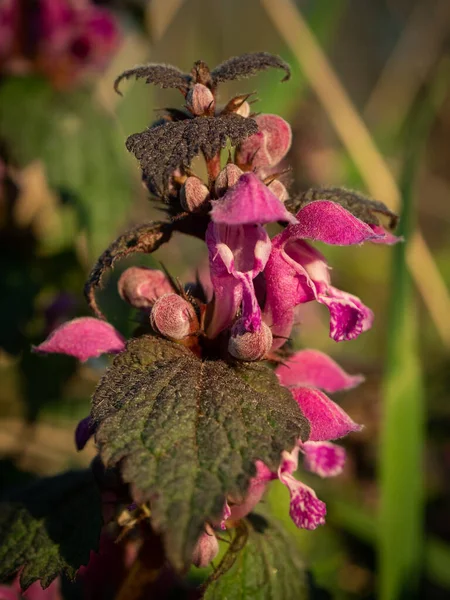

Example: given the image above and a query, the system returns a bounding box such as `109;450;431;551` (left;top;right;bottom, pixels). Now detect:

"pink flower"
235;114;292;171
221;349;363;530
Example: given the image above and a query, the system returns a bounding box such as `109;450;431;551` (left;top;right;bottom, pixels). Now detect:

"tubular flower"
23;54;401;593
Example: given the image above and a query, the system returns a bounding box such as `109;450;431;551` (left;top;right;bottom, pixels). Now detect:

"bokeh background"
1;0;450;598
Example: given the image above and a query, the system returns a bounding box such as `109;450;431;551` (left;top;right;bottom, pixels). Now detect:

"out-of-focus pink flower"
191;527;219;568
118;267;174;310
0;574;62;600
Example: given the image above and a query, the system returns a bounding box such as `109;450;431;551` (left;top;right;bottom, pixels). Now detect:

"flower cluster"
0;0;120;87
35;53;400;571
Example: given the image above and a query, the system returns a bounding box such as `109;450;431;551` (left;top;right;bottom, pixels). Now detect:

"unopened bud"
186;83;215;116
214;164;243;197
150;293;198;340
236;114;292;169
267;179;289;202
180;176;210;212
118;267;173;309
192;527;219;568
228;320;273;361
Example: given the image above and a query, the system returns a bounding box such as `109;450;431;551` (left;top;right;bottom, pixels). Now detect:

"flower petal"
276;349;364;391
192;530;219;568
302;441;346;478
318;286;374;342
229;460;274;521
236;114;292;169
278;449;326;530
75;416;95;451
206;222;271;336
370;224;403;245
34;317;125;362
294;201;382;245
291;387;362;441
211;172;296;226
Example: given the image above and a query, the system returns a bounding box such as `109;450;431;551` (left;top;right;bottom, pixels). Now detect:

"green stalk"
378;74;447;599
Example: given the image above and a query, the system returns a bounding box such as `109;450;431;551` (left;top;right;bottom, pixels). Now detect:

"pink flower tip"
118;267;173;309
34;317;125;362
236;114;292;169
192;527;219;568
228;320;273;361
210;172;296;226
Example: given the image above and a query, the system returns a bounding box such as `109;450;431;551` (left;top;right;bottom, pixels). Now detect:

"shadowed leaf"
211;52;291;84
0;470;102;590
126;114;258;191
203;511;308;599
114;63;191;96
91;335;309;569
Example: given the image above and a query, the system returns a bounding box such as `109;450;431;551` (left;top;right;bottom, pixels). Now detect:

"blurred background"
0;0;450;598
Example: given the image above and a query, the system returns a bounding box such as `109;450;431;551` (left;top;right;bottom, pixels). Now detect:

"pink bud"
118;267;173;309
267;179;289;202
214;164;243;197
228;320;273;361
192;528;219;568
180;176;210;212
150;293;198;340
236;114;292;169
186;83;215;116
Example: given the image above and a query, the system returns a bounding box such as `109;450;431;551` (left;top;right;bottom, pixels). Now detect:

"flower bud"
228;320;273;361
180;176;210;212
186;83;215;116
267;179;289;202
118;267;173;309
192;527;219;568
214;164;243;197
236;114;292;169
150;293;198;340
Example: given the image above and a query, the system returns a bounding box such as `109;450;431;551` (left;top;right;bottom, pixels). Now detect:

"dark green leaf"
91;335;309;569
203;512;308;600
0;76;133;258
0;470;102;590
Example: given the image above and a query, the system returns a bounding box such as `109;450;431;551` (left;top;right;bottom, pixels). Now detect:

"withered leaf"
211;52;291;85
0;470;102;590
126;114;258;191
84;220;174;318
287;186;399;230
114;63;191;96
91;335;309;569
202;511;308;600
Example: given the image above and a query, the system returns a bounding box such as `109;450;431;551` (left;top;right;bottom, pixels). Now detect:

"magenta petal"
276;349;364;391
278;449;326;530
210;172;297;226
206;222;271;336
318;287;374;342
302;441;346;478
34;317;125;362
370;224;403;245
229;460;274;521
236;114;292;169
293;201;382;245
291;387;362;441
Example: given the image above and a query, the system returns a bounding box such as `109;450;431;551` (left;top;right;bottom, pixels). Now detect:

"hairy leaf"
114;63;191;96
203;512;308;599
211;52;291;85
91;335;309;569
0;470;102;590
287;187;398;230
84;220;174;318
126;114;258;191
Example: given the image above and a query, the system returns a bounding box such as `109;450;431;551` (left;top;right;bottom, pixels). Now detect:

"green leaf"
0;469;102;590
203;512;308;600
92;335;309;569
0;76;133;258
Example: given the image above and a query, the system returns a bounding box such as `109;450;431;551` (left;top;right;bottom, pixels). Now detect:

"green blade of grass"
378;72;448;600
